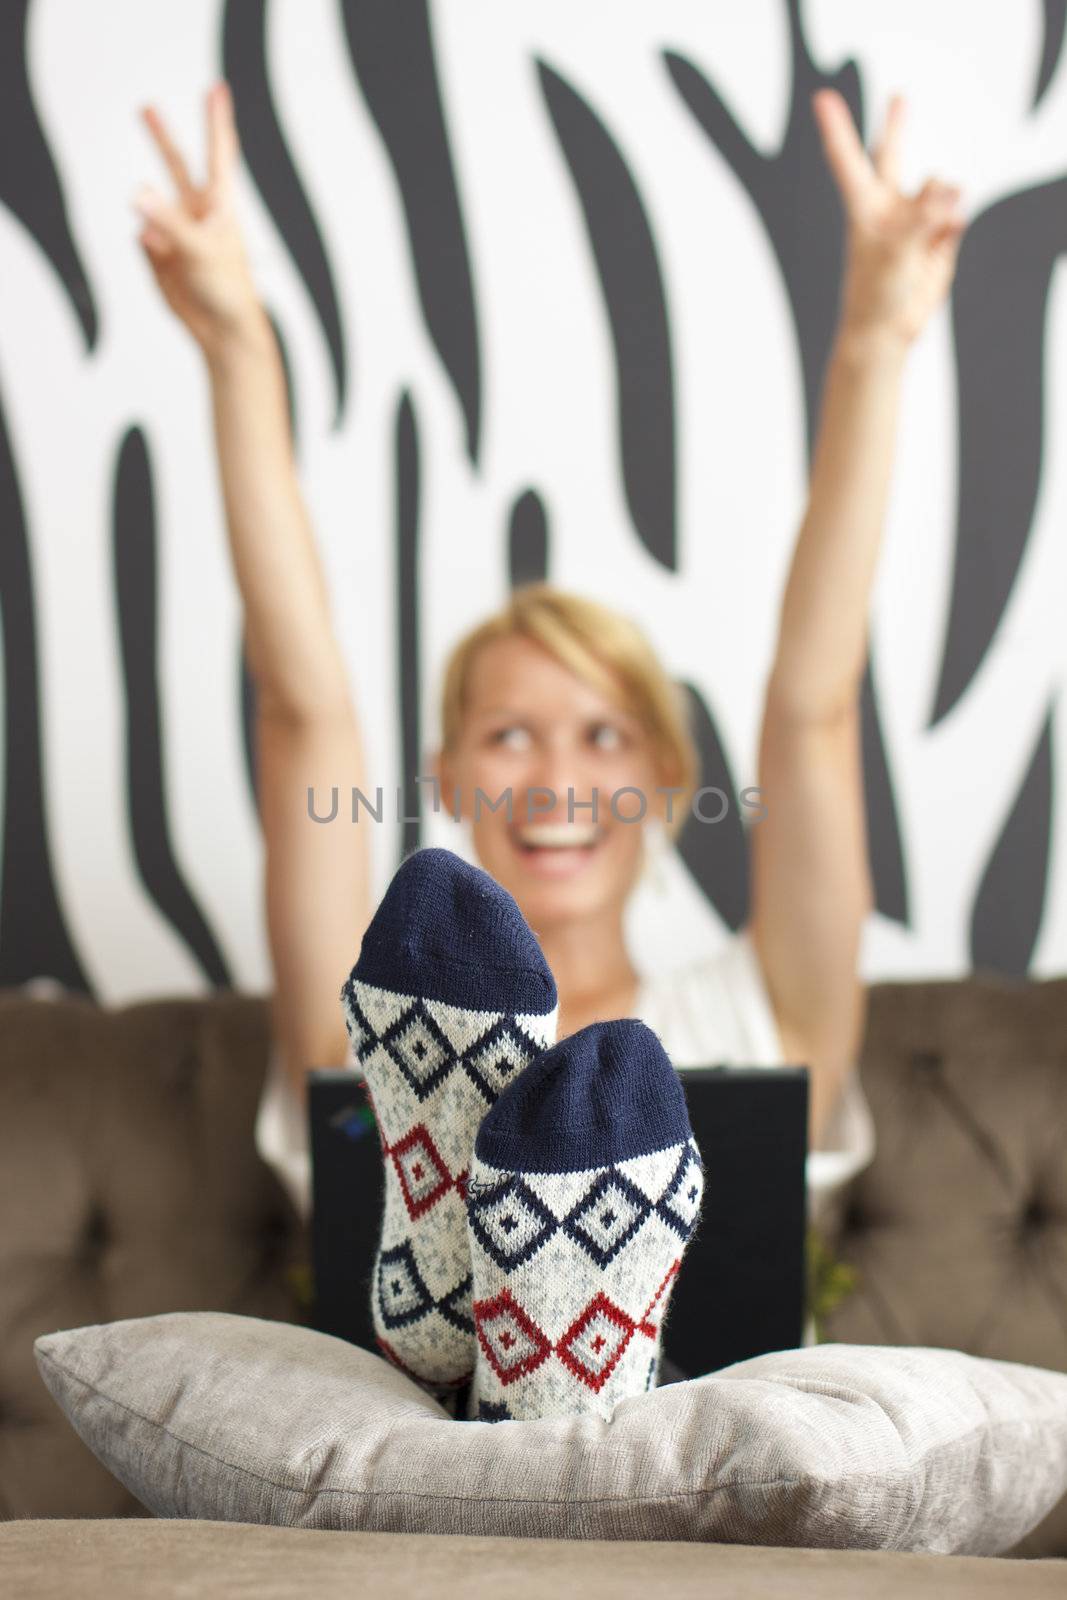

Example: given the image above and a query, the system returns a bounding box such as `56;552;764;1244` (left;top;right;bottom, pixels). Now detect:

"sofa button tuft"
81;1206;109;1259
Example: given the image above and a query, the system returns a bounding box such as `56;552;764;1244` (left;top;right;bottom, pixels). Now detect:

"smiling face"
439;634;663;933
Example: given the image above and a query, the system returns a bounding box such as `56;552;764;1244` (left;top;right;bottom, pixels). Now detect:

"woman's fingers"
928;215;966;254
140;104;197;209
131;186;199;254
206;80;240;199
916;177;962;206
871;94;906;189
912;177;964;240
812;88;874;211
137;220;174;257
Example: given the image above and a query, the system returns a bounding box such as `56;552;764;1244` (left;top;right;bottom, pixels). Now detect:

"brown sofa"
0;973;1065;1591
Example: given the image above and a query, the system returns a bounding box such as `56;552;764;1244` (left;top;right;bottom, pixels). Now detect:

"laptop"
309;1064;808;1380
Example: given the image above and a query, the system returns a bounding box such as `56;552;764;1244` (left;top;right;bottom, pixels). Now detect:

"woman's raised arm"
134;81;371;1099
749;91;966;1146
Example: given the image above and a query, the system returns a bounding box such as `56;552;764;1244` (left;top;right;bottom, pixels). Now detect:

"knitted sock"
340;847;558;1396
465;1019;703;1421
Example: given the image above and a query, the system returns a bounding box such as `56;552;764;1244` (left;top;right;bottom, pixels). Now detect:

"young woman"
133;80;965;1229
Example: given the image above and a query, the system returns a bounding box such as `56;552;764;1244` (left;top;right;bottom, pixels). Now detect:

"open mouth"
509;821;604;875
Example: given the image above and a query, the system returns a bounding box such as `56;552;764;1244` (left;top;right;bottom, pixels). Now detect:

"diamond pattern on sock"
424;998;501;1055
387;1124;454;1220
379;1001;461;1100
556;1292;637;1392
656;1140;704;1239
462;1017;543;1104
436;1273;476;1335
468;1176;557;1271
376;1247;477;1348
376;1242;434;1329
563;1170;653;1267
473;1288;553;1384
346;983;410;1047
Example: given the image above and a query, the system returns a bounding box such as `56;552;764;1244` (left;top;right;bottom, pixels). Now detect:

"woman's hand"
812;89;966;348
133;80;262;354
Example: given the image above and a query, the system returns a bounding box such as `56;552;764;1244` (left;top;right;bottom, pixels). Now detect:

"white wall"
4;0;1067;1000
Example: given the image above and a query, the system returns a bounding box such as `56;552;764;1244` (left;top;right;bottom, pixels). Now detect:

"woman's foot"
466;1019;703;1420
340;847;558;1395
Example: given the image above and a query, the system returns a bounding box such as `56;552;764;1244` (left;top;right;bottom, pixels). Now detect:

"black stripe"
0;0;96;348
0;385;87;989
930;178;1067;725
113;427;231;986
538;59;676;572
342;0;481;463
508;489;550;588
395;393;421;858
668;35;910;925
222;0;348;428
1034;1;1067;110
676;683;747;930
664;19;855;456
970;708;1052;976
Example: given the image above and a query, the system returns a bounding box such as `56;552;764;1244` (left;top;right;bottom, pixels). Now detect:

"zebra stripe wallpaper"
2;0;1067;1003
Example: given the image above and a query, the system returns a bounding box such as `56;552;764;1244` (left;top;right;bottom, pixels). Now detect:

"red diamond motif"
556;1293;635;1392
473;1288;551;1385
637;1260;681;1339
389;1124;452;1219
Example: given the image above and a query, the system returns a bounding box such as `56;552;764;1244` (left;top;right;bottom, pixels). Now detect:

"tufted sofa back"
825;973;1067;1366
0;987;307;1520
0;975;1064;1549
824;971;1067;1555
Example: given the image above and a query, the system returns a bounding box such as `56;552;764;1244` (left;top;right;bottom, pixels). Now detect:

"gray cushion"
34;1312;1067;1553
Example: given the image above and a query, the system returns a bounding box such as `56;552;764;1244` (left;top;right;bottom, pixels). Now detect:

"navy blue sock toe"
351;847;557;1015
474;1019;690;1173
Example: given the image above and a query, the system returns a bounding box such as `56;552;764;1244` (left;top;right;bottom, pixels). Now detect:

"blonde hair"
440;583;699;834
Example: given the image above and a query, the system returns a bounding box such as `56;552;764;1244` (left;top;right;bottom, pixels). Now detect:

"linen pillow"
35;1312;1067;1554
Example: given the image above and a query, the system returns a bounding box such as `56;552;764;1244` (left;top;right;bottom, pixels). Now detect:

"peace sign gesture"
133;81;261;353
812;89;966;347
